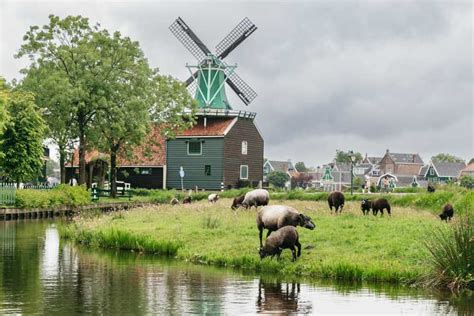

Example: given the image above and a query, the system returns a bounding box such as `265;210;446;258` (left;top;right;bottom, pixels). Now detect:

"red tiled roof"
68;126;166;167
177;117;235;137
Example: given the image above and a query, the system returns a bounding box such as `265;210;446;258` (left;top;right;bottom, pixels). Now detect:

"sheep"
231;194;245;210
361;199;371;215
427;183;435;193
170;198;179;205
182;196;192;204
328;191;345;214
242;189;270;209
208;193;219;203
256;205;315;247
371;198;391;216
439;203;454;221
259;226;301;261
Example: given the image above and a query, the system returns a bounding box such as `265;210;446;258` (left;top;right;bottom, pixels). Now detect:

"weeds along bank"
60;199;470;286
3;185;90;208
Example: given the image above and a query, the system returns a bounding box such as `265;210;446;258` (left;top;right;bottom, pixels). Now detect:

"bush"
460;175;474;189
423;217;473;291
15;185;89;208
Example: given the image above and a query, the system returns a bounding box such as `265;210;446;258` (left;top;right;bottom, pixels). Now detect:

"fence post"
221;182;224;192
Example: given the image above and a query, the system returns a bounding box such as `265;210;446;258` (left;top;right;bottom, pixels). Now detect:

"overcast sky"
1;0;472;167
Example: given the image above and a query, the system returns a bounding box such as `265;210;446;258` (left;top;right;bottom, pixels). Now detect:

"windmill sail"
216;17;257;59
225;71;257;106
169;17;211;62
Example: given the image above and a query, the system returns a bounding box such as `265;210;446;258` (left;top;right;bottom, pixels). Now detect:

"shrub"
460;175;474;189
15;185;89;208
423;217;473;291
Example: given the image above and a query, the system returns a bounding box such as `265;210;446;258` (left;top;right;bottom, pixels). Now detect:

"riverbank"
60;199;456;286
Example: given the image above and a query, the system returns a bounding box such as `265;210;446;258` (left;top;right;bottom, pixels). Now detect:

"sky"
1;0;472;167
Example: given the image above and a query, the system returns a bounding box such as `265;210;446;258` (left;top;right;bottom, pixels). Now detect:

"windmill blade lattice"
216;17;257;59
169;17;211;62
225;71;258;105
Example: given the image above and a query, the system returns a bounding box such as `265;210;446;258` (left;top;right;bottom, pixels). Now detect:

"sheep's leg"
291;246;297;261
266;230;273;239
259;228;263;247
296;240;301;257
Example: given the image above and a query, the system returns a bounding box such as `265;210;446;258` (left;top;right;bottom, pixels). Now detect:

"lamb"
427;183;435;193
208;193;219;203
259;226;301;261
328;191;345;214
371;198;391;216
231;194;245;210
360;199;371;215
439;203;454;221
242;189;270;209
256;205;315;247
170;198;179;205
182;196;192;204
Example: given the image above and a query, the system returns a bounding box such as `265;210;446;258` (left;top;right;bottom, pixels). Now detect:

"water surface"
0;220;471;314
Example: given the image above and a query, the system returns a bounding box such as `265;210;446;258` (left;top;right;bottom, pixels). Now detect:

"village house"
423;160;467;184
459;162;474;178
263;159;298;180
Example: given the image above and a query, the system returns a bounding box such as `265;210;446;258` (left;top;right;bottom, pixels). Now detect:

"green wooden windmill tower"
166;17;264;190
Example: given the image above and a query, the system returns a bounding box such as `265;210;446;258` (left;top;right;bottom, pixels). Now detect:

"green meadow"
60;198;469;286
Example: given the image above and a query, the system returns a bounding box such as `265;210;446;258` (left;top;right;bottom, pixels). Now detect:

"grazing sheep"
361;199;371;215
371;198;391;216
170;198;179;205
231;194;245;210
257;205;315;247
182;196;192;204
259;226;301;261
439;204;454;221
427;183;435;193
208;193;219;203
328;191;345;214
242;189;270;209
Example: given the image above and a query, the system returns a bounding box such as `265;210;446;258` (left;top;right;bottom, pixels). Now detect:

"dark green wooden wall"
166;137;224;190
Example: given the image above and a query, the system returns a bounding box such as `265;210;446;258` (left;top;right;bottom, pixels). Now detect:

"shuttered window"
241;141;248;155
240;165;248;180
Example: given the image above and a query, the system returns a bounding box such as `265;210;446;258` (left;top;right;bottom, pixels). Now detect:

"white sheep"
208;193;220;203
242;189;270;209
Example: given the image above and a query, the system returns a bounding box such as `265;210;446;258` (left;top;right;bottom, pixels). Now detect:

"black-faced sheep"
427;183;435;193
439;203;454;221
242;189;270;209
170;198;179;205
328;191;345;214
259;226;301;261
256;205;315;247
231;195;245;210
183;196;192;204
371;198;391;216
361;199;371;215
208;193;219;203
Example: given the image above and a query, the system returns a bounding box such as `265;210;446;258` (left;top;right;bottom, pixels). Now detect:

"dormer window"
241;141;248;155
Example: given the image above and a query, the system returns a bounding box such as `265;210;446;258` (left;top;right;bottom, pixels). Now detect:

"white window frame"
187;141;202;155
241;140;248;155
429;168;435;176
240;165;249;180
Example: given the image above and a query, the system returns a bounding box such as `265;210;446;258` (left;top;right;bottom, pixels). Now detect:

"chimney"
386;149;389;154
412;154;416;163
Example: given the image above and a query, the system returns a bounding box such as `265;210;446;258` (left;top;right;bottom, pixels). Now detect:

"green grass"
60;198;472;286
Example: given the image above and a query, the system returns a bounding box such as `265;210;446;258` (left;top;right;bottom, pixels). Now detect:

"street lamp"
349;150;356;195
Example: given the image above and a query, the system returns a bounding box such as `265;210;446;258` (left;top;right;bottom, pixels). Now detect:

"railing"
91;187;132;202
0;183;16;206
195;109;257;119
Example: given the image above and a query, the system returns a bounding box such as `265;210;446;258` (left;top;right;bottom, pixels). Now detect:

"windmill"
169;17;257;110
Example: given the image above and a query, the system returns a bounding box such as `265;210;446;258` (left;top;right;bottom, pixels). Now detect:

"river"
0;220;471;315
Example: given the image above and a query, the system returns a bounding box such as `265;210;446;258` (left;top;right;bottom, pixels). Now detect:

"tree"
17;15;126;186
0;90;46;186
0;78;11;160
334;150;363;164
431;153;464;163
20;63;75;184
459;175;474;189
469;158;474;164
267;171;289;188
295;161;309;172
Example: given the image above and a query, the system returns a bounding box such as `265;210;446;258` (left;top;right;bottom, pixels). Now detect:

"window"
187;141;202;155
205;165;211;176
240;165;248;180
241;141;248;155
429;168;435;176
139;168;152;175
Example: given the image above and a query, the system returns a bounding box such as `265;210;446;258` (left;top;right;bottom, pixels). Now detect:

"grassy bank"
60;199;469;286
12;185;90;208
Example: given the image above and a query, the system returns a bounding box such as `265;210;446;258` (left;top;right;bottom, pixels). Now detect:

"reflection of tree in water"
257;279;312;314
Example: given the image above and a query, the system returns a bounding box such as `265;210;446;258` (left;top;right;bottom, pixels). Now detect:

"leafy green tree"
334;150;363;164
295;161;308;172
0;78;11;160
267;171;289;188
0;90;46;186
459;175;474;189
468;158;474;164
20;63;75;184
431;153;464;163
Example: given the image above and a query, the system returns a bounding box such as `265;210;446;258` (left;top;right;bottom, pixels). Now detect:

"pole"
350;162;354;195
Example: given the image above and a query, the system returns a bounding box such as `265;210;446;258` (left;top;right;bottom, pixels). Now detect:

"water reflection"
0;221;470;315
